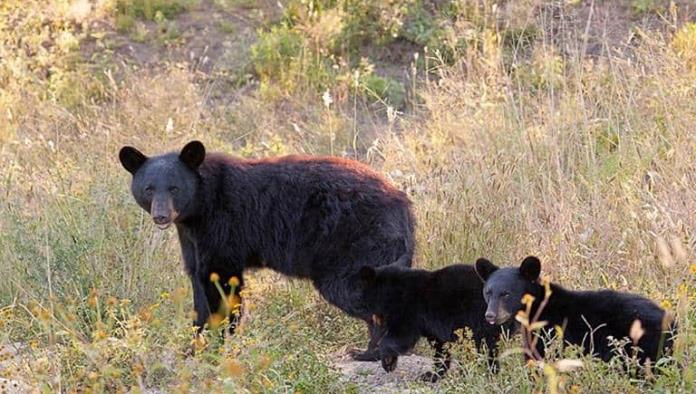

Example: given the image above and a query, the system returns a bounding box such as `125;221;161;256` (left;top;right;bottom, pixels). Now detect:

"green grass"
116;0;199;21
0;0;695;392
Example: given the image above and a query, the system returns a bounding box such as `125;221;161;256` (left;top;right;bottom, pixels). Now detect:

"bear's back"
202;153;407;202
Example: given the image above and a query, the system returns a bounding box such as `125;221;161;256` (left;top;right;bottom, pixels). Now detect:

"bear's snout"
150;196;177;229
153;214;171;227
485;311;497;325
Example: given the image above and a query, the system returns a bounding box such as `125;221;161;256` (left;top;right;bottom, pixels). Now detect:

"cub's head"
357;265;411;320
119;141;205;229
475;256;542;325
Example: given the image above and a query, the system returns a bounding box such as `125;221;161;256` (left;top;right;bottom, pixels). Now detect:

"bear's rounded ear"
179;140;206;170
475;258;499;282
119;146;148;175
359;266;376;287
519;256;541;282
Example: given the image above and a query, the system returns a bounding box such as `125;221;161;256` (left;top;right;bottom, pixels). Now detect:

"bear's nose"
485;311;497;324
153;215;170;224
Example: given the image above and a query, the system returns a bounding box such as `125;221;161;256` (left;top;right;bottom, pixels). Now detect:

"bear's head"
357;265;413;321
119;141;205;229
475;256;542;325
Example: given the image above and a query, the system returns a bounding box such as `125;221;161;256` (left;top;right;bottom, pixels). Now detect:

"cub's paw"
349;348;380;362
381;355;398;372
420;371;441;383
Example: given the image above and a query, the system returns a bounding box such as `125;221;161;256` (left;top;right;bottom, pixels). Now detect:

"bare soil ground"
331;351;434;393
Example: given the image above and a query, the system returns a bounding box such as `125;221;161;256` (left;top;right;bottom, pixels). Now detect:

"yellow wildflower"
227;294;242;310
222;359;244;377
521;293;535;307
93;329;107;341
208;313;224;329
132;363;145;376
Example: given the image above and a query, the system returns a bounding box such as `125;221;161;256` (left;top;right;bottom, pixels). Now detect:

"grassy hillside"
0;0;695;392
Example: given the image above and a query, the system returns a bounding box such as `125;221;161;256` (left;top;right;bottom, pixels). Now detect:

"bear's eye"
501;291;510;298
169;186;179;194
144;186;154;196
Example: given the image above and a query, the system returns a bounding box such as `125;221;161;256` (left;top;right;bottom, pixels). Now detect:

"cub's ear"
358;266;376;287
119;146;148;174
475;258;498;282
519;256;541;281
179;140;206;170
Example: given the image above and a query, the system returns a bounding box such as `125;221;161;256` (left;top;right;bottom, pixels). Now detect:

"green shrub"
251;25;336;97
115;0;197;21
251;25;306;95
115;13;136;33
252;26;304;79
631;0;663;16
360;73;406;107
334;0;402;54
400;2;438;46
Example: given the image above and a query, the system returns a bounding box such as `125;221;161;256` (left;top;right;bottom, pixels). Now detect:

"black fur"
358;264;512;382
476;256;676;365
119;141;415;356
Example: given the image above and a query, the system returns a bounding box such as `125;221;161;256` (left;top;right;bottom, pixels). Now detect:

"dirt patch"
0;342;34;393
81;0;261;76
331;351;434;393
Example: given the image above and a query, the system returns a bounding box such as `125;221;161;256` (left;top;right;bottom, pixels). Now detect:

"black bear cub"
358;264;512;382
475;256;676;365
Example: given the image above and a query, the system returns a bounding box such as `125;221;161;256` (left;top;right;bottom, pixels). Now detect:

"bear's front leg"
474;331;502;373
485;332;501;373
178;232;211;335
191;274;211;333
421;338;451;382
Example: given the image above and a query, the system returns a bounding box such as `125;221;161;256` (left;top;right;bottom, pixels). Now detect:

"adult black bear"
118;141;415;359
475;256;675;365
358;264;512;382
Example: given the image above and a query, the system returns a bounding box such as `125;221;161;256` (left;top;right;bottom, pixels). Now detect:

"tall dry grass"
383;27;695;294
